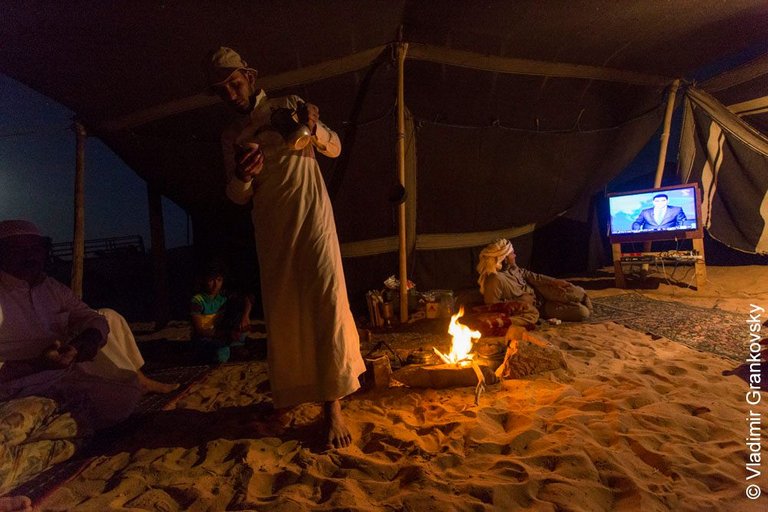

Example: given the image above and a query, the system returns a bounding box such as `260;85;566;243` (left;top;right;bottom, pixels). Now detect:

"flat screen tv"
607;183;703;244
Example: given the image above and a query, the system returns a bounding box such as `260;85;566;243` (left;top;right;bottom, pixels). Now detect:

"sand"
33;266;768;511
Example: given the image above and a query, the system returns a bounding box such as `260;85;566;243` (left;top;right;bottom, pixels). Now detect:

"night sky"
0;73;189;248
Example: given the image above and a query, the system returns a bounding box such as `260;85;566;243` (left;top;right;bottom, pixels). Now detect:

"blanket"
0;396;80;495
460;301;539;337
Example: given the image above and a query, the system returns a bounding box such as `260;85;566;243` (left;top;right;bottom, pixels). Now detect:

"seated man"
0;220;178;432
476;238;592;322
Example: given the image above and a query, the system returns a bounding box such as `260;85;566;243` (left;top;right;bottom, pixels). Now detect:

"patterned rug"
9;364;212;502
591;294;745;360
137;364;212;414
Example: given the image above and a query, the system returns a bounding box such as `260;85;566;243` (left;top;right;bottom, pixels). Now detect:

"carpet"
136;364;212;414
590;294;746;360
8;364;212;502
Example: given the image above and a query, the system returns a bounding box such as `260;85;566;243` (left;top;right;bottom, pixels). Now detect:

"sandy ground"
33;266;768;511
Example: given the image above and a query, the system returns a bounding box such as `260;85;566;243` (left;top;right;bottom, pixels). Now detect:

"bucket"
474;339;507;371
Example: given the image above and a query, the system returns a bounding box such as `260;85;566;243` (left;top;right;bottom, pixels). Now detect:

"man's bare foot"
0;495;32;512
137;371;180;394
324;400;352;449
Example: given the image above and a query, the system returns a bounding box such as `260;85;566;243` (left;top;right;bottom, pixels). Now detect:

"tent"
2;1;768;315
679;56;768;254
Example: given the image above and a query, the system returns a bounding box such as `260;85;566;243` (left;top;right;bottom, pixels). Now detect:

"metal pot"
474;340;507;371
406;348;439;366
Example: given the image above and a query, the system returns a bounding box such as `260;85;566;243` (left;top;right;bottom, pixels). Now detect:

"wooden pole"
642;79;682;255
653;79;681;188
396;42;410;323
148;183;170;328
71;121;86;298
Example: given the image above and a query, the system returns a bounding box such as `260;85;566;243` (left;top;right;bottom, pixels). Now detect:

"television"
607;183;703;244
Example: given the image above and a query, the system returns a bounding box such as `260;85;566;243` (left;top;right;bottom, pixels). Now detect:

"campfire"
432;307;489;404
432;306;481;366
392;306;499;405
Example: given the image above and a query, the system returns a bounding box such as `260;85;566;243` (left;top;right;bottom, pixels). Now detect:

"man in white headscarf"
205;47;365;449
477;238;592;322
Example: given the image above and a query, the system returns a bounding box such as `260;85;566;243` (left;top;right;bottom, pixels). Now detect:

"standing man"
205;47;365;449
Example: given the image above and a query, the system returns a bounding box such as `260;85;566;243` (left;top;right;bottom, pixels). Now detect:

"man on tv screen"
631;193;687;231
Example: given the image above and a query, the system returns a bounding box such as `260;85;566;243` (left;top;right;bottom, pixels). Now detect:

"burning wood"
432;306;481;365
430;306;488;404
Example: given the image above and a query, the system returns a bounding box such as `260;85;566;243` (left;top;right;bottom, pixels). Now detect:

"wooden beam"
407;44;673;86
103;45;388;132
728;95;768;117
396;42;409;324
104;43;673;133
71;121;86;298
653;79;681;188
611;243;626;288
147;184;170;329
338;224;538;257
701;53;768;93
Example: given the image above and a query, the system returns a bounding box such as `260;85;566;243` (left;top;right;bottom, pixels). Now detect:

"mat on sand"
591;293;746;360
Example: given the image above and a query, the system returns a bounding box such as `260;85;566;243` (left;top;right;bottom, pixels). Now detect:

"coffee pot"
270;102;313;150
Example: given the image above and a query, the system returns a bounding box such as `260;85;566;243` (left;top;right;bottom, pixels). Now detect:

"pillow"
0;396;80;495
461;301;539;336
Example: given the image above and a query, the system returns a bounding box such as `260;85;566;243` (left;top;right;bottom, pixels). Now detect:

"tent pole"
71;121;86;298
148;184;170;329
396;42;410;323
653;79;681;188
641;79;682;256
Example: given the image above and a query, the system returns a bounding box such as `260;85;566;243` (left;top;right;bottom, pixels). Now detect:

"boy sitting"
190;261;253;363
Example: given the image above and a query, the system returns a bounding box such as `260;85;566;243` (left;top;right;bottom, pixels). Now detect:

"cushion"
0;396;80;495
460;301;540;337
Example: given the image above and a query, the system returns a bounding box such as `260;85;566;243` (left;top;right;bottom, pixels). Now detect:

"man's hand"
40;340;78;369
69;328;104;362
235;142;264;182
303;103;319;132
239;314;251;333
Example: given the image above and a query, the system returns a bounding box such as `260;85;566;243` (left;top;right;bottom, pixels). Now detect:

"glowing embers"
433;306;481;366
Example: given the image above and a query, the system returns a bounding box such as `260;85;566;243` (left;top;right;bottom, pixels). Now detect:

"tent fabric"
701;53;768;136
679;87;768;254
2;1;768;298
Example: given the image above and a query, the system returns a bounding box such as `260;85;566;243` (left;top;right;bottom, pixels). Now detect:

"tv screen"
607;184;703;244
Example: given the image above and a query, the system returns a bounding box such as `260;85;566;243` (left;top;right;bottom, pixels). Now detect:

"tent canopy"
3;1;768;297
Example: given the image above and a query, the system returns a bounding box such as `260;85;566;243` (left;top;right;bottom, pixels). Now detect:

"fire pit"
392;307;498;404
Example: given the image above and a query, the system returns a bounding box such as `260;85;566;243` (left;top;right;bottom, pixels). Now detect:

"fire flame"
434;306;481;365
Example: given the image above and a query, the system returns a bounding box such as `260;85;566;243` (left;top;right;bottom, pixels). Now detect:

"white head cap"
0;219;43;240
476;238;514;293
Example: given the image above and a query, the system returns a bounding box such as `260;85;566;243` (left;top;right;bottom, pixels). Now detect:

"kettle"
270;102;313;150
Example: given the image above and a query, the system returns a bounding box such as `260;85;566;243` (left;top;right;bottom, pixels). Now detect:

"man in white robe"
205;47;366;448
0;220;178;433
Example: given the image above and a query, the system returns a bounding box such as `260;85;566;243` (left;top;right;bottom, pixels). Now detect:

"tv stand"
612;237;707;289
